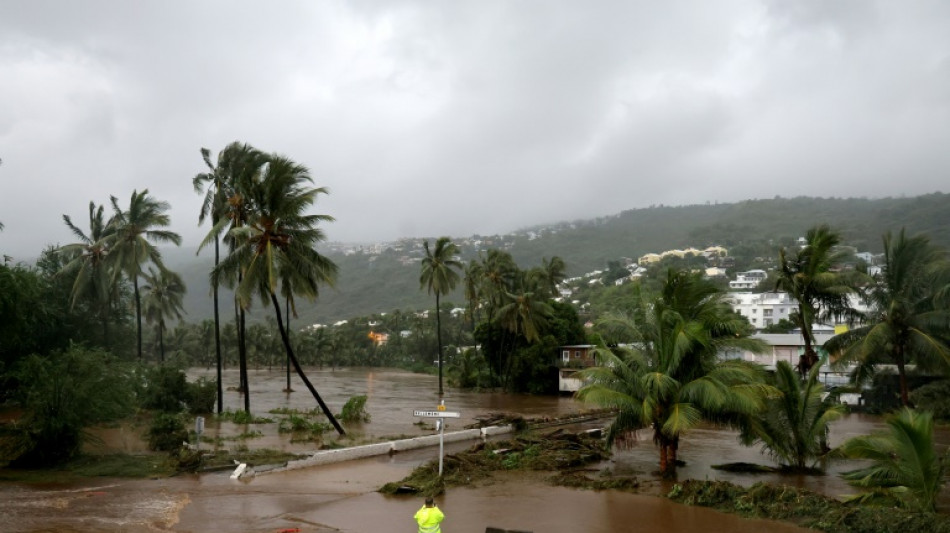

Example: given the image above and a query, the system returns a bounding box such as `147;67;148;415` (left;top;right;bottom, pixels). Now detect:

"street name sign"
413;410;461;418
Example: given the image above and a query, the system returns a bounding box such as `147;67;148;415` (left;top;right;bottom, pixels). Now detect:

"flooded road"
0;367;937;532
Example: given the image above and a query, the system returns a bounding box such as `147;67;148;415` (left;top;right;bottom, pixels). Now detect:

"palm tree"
59;201;115;342
835;408;944;512
479;249;517;324
463;260;483;342
740;360;846;470
199;143;267;412
141;267;187;363
194;145;232;413
108;190;182;360
827;229;950;406
532;256;566;299
775;225;857;376
577;269;769;476
216;153;343;434
495;272;553;387
420;237;462;397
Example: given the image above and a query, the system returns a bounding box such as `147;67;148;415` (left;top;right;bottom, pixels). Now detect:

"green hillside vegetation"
173;193;950;326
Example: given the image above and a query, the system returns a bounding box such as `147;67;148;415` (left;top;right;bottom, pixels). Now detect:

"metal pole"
438;418;445;476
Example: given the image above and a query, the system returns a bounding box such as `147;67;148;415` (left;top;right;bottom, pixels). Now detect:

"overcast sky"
2;1;948;259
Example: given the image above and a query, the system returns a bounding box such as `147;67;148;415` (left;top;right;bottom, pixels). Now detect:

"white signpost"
413;401;460;475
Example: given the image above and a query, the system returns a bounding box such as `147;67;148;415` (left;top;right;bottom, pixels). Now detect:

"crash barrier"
247;424;515;477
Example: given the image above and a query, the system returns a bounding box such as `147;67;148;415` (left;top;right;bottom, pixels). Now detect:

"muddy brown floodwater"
2;367;946;532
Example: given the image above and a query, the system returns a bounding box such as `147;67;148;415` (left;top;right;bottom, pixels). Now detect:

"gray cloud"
1;0;948;259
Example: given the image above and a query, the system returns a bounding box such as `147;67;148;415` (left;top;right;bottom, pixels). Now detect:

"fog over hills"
166;193;950;327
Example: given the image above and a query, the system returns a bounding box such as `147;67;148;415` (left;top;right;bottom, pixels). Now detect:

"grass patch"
217;409;273;424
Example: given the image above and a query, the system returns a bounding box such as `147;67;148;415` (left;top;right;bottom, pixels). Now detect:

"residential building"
557;345;597;393
728;269;768;290
727;291;796;328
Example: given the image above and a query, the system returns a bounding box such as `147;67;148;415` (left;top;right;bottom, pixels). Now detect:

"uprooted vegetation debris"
379;428;622;497
667;479;950;533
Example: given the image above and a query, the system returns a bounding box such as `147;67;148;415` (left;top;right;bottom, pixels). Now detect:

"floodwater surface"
1;367;938;532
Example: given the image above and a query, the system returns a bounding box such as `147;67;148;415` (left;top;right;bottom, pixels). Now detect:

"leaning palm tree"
775;225;857;376
740;360;846;470
107;190;182;360
827;229;950;406
141;267;187;363
577;269;769;476
420;237;462;397
59;201;116;342
835;408;944;512
216;153;343;434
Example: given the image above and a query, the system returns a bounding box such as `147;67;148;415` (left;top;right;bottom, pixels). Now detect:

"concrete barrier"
253;425;514;477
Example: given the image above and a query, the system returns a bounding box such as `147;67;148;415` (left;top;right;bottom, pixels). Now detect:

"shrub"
147;413;188;452
186;377;217;414
141;365;188;412
910;380;950;420
2;347;135;466
339;395;370;423
278;414;331;436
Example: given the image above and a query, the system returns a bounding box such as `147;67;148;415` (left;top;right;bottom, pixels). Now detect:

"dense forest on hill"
174;193;950;326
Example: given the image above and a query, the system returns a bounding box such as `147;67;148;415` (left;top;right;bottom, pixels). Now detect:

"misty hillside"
171;193;950;327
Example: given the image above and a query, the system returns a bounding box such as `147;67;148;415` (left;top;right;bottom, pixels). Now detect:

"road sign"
413;410;461;418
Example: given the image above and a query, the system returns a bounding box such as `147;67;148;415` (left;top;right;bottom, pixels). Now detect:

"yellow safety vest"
414;505;445;533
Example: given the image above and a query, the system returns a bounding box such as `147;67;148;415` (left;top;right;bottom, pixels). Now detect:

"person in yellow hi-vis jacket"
413;496;445;533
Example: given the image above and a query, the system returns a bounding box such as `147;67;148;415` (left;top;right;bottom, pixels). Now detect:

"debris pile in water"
667;480;950;533
380;429;610;496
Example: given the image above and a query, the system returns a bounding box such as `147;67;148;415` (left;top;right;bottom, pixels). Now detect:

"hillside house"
557;345;598;393
728;269;768;290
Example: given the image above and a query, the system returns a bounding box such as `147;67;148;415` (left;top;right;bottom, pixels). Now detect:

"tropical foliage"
212;148;343;432
577;269;769;476
1;346;136;466
419;237;462;396
827;229;950;405
775;224;859;376
739;360;846;470
835;408;945;512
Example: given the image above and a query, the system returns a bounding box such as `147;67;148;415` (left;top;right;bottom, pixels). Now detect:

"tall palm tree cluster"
195;142;343;434
58;191;184;362
422;247;580;392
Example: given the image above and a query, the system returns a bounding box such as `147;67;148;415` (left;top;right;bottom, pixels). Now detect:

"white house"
728;269;768;290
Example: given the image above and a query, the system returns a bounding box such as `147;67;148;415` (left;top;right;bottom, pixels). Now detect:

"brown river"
2;367;946;533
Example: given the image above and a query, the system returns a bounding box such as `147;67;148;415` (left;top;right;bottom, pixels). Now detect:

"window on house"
763;309;773;317
562;350;570;361
752;309;758;314
574;351;582;359
764;319;773;326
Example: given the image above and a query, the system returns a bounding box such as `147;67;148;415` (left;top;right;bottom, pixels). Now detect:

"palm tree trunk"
285;295;292;393
436;292;444;397
659;442;669;475
270;291;345;435
234;297;249;413
896;348;910;406
214;237;223;414
134;274;143;360
158;321;165;363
